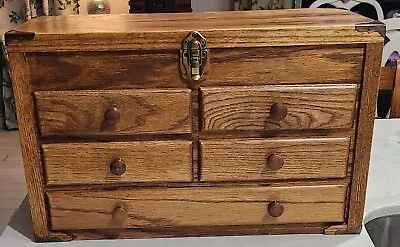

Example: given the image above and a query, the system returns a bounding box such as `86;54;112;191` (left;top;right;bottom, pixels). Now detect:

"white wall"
192;0;233;12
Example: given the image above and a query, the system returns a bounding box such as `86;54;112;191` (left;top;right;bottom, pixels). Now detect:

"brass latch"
181;31;208;81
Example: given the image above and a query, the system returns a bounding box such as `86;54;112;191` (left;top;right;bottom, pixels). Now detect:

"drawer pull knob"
267;154;284;171
104;105;120;125
268;201;284;217
270;102;287;121
110;158;126;176
112;207;128;223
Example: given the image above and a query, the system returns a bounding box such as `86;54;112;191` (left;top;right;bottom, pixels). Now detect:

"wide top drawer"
27;45;364;90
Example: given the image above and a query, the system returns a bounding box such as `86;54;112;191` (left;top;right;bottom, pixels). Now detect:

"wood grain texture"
47;185;347;230
324;224;349;235
7;53;50;238
52;223;332;240
27;46;363;91
348;43;383;230
6;9;382;52
204;46;364;86
201;84;357;132
323;224;361;235
191;87;200;181
200;137;350;182
379;66;396;91
5;8;384;240
28;51;184;90
44;180;349;192
42;141;192;185
35;89;191;136
390;60;400;118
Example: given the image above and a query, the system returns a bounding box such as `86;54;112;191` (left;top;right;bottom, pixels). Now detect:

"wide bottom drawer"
48;184;347;230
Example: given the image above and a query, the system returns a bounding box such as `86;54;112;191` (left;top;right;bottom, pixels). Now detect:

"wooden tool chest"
5;9;384;241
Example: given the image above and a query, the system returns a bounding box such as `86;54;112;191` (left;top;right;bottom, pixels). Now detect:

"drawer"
200;137;350;182
203;45;363;86
201;84;357;132
48;184;347;230
28;51;187;90
27;46;363;90
42;140;192;185
35;89;191;136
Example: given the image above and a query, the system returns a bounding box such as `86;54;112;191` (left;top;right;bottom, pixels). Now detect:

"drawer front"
48;185;347;230
42;141;192;185
201;84;357;132
35;89;191;136
200;137;350;182
203;45;363;86
28;51;186;90
28;46;363;90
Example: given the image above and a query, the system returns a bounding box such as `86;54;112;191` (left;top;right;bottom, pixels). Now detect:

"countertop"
1;119;399;247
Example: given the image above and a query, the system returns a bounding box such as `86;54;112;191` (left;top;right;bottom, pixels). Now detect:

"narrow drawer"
201;84;357;132
28;51;186;90
48;184;347;230
200;137;350;182
35;89;191;136
203;45;363;86
42;140;192;185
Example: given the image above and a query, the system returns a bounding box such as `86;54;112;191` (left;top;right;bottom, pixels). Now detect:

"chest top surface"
5;9;383;52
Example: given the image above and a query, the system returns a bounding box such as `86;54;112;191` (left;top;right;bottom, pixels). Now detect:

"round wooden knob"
112;207;128;223
268;201;284;217
267;154;284;171
270;102;287;121
110;158;126;176
104;105;120;125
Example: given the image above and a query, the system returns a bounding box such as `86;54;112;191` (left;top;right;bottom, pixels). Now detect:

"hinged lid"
6;8;383;52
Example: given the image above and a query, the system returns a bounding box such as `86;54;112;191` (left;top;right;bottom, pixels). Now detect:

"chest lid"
6;8;383;52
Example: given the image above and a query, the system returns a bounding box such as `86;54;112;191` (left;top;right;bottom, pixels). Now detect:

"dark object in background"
377;92;392;118
146;0;175;12
129;0;191;13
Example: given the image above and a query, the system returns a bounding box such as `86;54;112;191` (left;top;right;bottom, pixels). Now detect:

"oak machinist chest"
6;8;384;241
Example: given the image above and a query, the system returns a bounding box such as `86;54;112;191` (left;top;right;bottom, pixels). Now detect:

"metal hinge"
181;31;208;81
355;20;386;38
5;30;35;45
